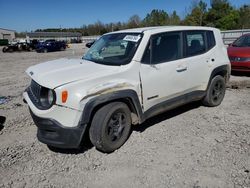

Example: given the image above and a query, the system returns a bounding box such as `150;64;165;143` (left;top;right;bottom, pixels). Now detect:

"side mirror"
86;41;95;48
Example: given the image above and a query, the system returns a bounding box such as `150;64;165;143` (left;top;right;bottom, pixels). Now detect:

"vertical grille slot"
28;80;41;104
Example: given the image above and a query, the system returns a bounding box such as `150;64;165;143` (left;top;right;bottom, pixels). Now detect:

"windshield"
232;35;250;47
83;33;142;65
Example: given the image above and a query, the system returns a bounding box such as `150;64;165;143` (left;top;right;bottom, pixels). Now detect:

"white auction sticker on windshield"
123;35;141;42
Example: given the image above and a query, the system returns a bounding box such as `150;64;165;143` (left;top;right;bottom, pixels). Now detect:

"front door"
140;31;189;111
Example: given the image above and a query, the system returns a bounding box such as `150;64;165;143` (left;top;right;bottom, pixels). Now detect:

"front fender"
79;89;143;125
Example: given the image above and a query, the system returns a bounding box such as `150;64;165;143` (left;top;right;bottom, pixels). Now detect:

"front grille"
27;80;41;104
229;56;236;62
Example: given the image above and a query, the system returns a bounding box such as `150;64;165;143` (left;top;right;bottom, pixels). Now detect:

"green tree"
143;9;169;26
238;5;250;29
127;15;141;28
183;0;207;26
205;0;240;30
169;11;181;25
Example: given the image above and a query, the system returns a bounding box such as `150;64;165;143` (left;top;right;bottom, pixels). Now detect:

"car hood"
26;58;121;89
227;46;250;57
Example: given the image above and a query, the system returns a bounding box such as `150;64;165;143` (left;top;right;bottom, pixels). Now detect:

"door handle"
176;66;187;72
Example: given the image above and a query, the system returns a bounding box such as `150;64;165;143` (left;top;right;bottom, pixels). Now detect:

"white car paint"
23;26;230;128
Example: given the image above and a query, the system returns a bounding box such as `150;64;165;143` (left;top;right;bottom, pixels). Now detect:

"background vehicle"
36;40;66;53
85;40;95;48
2;42;34;52
70;38;82;43
23;26;230;153
227;34;250;72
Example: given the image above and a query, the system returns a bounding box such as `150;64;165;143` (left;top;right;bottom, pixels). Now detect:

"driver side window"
142;32;182;64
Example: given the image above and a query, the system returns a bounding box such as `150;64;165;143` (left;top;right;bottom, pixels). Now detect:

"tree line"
22;0;250;36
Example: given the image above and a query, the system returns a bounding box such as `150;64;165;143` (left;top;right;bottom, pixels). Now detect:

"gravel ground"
0;44;249;188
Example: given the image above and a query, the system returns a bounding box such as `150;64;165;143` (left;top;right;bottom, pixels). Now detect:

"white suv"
23;26;230;153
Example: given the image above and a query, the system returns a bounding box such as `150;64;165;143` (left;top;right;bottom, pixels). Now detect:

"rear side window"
206;31;216;50
185;31;206;57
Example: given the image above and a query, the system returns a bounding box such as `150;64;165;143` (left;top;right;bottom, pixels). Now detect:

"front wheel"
202;75;226;107
2;47;7;53
89;102;131;153
60;46;65;51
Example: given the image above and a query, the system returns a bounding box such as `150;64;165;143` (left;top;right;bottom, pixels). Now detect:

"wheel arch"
79;89;144;126
207;64;230;90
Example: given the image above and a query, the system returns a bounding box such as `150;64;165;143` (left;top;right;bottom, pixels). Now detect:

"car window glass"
233;35;250;47
100;40;128;58
141;42;150;64
207;31;216;50
151;32;181;64
84;33;142;66
186;32;206;56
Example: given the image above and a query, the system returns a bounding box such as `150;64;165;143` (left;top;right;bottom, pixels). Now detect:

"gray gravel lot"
0;44;250;188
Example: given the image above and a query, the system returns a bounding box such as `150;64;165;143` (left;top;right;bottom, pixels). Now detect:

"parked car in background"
36;40;66;53
2;42;34;52
70;38;82;43
227;34;250;72
0;39;8;46
85;40;95;48
29;39;39;50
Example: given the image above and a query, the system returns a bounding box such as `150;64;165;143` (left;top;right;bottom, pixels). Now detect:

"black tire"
89;102;131;153
2;47;7;53
202;75;226;107
60;46;65;51
43;48;48;53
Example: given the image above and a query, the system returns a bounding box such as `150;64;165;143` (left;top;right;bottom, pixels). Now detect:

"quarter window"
206;31;216;50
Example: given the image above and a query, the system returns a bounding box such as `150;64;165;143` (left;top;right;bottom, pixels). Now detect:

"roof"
108;26;217;35
26;32;82;38
0;28;16;32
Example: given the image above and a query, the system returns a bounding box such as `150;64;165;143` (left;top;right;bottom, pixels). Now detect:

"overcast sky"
0;0;249;32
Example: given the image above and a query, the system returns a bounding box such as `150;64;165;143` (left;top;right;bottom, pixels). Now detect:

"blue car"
36;40;66;53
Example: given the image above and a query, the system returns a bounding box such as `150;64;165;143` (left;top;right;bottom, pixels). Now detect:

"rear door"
183;30;215;91
140;31;189;111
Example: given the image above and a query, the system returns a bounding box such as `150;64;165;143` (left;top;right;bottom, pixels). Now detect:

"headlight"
230;56;250;62
40;88;56;108
48;90;54;105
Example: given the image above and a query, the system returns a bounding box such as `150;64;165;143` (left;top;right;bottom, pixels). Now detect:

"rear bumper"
30;109;87;148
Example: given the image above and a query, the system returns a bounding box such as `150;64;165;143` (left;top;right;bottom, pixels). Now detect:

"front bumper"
23;91;86;149
30;109;86;148
36;47;47;52
231;62;250;72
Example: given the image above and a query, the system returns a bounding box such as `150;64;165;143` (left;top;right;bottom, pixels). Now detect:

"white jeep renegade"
23;26;230;153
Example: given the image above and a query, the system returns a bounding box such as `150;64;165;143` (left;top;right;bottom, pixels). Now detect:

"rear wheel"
89;102;131;153
202;75;226;107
